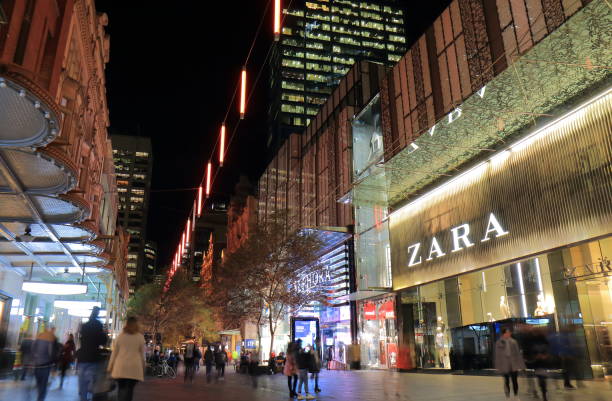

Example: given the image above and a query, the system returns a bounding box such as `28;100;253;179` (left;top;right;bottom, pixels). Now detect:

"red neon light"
197;185;203;216
239;68;247;119
186;219;191;243
205;161;212;197
219;123;226;165
181;232;186;254
274;0;281;41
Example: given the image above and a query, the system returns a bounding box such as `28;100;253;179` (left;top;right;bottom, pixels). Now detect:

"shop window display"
359;298;398;369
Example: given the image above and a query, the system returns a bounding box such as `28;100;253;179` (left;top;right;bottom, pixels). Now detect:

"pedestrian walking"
309;347;321;393
215;346;228;380
107;317;146;401
296;345;315;400
529;329;551;401
204;346;214;383
194;346;202;373
494;327;526;400
183;337;196;383
58;333;76;388
31;326;58;401
284;342;298;398
77;306;108;401
19;336;34;380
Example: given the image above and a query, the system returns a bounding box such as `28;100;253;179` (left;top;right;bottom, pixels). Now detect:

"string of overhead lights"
165;0;291;289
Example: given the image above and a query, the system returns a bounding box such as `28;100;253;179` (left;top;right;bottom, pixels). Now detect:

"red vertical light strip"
186;219;191;243
219;123;226;165
239;68;247;120
274;0;281;41
205;161;212;197
197;186;203;216
181;232;186;254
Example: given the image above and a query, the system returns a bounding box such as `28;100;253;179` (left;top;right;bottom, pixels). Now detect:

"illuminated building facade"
0;0;129;374
349;0;611;374
268;0;407;152
111;134;153;293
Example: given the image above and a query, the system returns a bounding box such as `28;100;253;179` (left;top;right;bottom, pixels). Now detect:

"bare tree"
215;216;327;357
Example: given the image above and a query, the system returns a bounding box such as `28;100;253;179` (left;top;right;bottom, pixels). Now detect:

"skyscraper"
268;0;407;151
111;134;153;294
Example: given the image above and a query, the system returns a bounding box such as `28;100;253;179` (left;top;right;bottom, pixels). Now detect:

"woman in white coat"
108;317;146;401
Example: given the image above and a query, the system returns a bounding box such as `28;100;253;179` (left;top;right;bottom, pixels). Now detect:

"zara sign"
406;213;509;267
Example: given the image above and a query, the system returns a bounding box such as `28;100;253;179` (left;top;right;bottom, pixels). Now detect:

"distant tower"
111;134;153;295
267;0;407;153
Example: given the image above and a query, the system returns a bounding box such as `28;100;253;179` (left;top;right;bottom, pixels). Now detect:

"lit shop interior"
398;238;612;378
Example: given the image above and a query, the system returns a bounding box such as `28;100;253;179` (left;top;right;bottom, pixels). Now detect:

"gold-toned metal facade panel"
390;90;612;291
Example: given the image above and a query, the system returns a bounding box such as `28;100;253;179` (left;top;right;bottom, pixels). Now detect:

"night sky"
94;0;452;270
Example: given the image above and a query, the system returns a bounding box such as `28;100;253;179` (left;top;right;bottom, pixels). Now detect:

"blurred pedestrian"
19;335;34;380
194;346;201;373
77;306;108;401
215;346;227;380
204;346;214;383
32;326;58;401
284;343;298;398
58;333;76;388
296;345;315;400
494;327;525;400
530;329;551;401
183;337;196;383
107;317;145;401
309;347;321;393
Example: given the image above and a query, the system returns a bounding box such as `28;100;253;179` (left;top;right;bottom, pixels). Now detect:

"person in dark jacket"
309;348;321;393
77;307;108;401
58;334;76;389
215;346;228;380
204;346;214;382
296;346;315;400
494;327;526;400
530;329;551;401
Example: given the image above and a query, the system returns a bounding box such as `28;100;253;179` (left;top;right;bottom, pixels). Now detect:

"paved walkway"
1;367;610;401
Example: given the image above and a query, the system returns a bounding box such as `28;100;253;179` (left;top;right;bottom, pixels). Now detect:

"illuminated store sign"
407;213;508;267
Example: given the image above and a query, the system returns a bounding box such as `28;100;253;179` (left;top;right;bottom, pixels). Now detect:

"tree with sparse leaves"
128;269;216;347
214;216;327;357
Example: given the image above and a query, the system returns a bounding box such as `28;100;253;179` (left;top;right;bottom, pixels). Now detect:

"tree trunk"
268;311;275;359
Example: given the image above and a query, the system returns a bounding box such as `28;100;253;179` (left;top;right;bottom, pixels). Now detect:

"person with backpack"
215;346;228;380
183;337;196;383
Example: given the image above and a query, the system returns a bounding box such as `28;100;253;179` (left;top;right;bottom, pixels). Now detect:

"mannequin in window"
500;296;511;319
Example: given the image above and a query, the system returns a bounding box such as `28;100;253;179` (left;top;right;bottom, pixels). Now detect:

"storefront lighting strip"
534;258;543;293
389;87;612;220
516;263;528;318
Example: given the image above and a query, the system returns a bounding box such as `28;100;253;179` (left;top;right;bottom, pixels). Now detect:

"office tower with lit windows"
111;134;153;294
268;0;407;152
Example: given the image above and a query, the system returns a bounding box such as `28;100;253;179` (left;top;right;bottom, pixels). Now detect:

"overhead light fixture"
273;0;281;41
54;300;101;309
68;309;106;318
22;282;87;295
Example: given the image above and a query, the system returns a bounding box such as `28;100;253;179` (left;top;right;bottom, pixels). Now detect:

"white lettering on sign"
405;213;508;267
405;85;487;155
451;223;474;252
407;243;422;267
481;213;510;242
447;108;462;124
426;237;445;260
476;86;486;98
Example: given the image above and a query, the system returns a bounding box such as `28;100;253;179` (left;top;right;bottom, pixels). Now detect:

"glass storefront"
358;296;398;369
398;237;612;378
